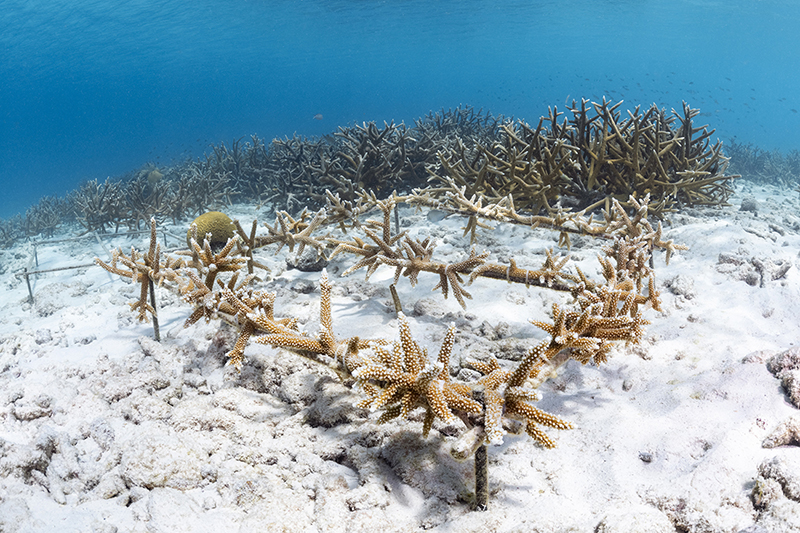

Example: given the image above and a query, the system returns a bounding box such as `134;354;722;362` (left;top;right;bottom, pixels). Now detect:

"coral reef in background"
726;138;800;187
18;196;68;239
0;106;500;244
429;99;736;221
2;100;738;249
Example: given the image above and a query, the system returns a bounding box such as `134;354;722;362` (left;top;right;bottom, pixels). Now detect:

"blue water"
1;0;799;218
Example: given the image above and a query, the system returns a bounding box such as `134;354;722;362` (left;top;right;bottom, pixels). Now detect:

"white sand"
2;181;800;532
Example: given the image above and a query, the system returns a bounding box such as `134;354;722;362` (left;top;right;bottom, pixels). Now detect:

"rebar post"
148;278;160;342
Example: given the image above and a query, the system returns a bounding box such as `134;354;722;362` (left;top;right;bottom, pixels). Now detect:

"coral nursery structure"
97;186;675;508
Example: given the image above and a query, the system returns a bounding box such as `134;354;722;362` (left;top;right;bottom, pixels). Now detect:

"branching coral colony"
92;99;732;510
4;98;738;247
97;185;681;509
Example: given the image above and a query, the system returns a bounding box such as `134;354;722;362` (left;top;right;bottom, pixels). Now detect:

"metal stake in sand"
148;277;160;342
472;390;489;511
389;284;403;315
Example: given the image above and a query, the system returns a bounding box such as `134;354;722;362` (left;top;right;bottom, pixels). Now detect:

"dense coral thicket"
1;101;735;246
726;138;800;187
429;99;736;219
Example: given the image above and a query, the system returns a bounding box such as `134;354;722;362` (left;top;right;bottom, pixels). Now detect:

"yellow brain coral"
187;211;236;247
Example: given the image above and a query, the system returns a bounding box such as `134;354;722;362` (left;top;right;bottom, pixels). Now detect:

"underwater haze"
1;0;799;218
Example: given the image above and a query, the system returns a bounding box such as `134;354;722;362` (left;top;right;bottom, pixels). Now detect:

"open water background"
1;0;799;217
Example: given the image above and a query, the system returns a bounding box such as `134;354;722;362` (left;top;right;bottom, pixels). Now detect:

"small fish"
792;109;798;113
313;113;324;120
426;209;449;223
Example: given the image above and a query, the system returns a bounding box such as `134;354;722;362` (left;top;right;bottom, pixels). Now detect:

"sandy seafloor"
3;180;800;532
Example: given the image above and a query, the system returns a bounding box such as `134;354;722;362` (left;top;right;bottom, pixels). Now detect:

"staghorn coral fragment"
217;286;293;368
246;269;379;375
468;353;572;448
232;218;271;277
95;218;177;330
469;250;576;290
174;232;252;329
180;229;247;289
353;314;480;437
429;249;490;309
327;194;493;309
254;208;328;259
328;197;405;269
